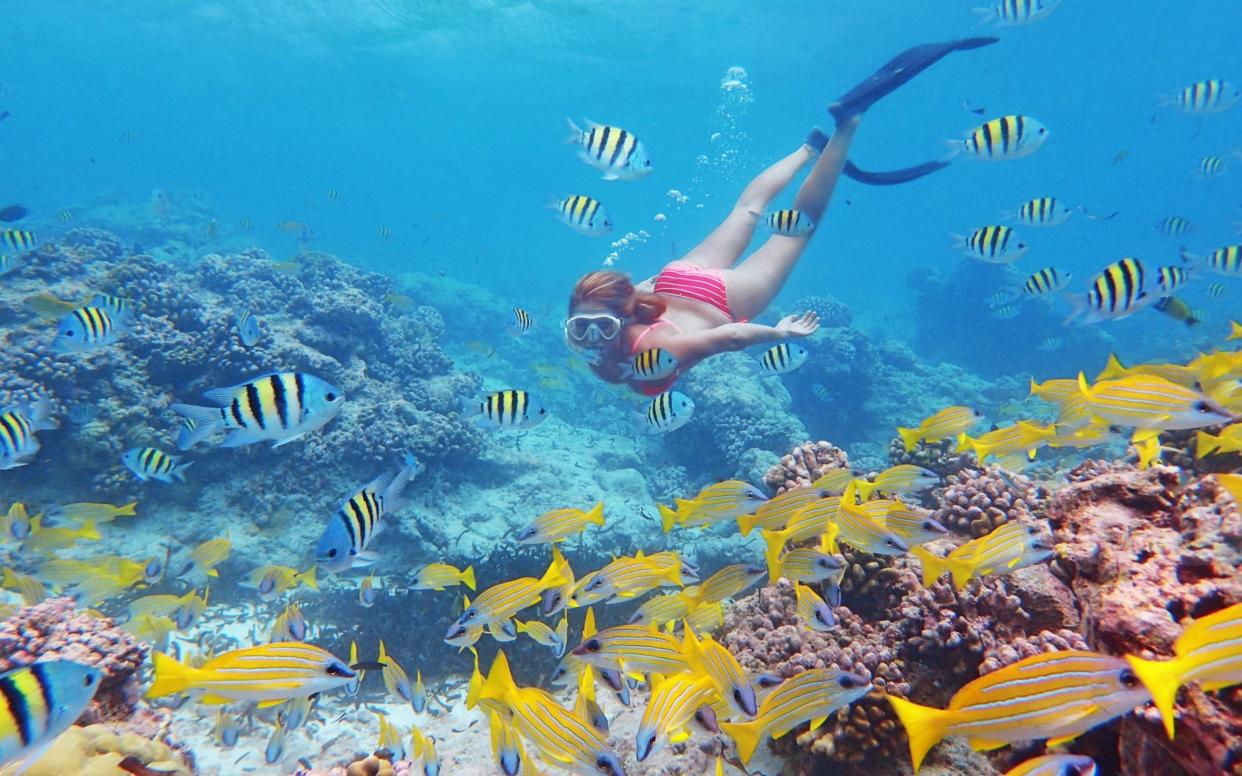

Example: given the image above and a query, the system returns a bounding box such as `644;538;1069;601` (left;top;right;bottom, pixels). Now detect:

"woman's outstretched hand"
775;311;819;338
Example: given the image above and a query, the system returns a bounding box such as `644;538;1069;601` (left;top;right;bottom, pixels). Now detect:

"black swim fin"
829;37;1000;122
842;159;950;186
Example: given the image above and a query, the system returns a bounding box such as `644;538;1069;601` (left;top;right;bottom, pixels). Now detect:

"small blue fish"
236;310;261;347
811;383;831;403
122;447;193;483
992;304;1020;320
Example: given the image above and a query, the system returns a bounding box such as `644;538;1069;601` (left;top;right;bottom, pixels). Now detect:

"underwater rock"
789;293;853;329
1047;463;1242;775
887;436;974;478
23;722;194;776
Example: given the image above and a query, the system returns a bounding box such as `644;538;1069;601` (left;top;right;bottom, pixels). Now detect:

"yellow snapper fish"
146;641;360;707
514;502;605;544
377;640;414;705
897;406;985;451
1131;431;1172;469
721;668;872;763
634;672;718;761
888;650;1151;772
269;601;308;642
1196;423;1242;457
449;551;566;632
0;660;103;774
50;501;137;523
658;480;769;533
540;550;577;616
1003;755;1097;776
573;551;684;605
129;588;209;630
479;650;625;775
760;499;842;576
681;626;757;718
244;564;318;601
358;573;377;607
213;708;240;747
2;567;48;605
810;467;855;494
1049;423;1124;450
409;724;439;773
736;486;829;536
171;534;231;581
628;588;697;628
774;547;846;586
795;582;836;631
487;701;530;776
123;614;177;652
374;711;407;761
20;516;101;555
1;503;33;542
880;502;950;547
834;486;910;556
1229;321;1241;340
913;521;1054;590
571;623;689;676
686;600;724;634
1125;602;1242;738
409;562;476;591
1075;373;1231;431
1093;354;1200;388
854;464;939;499
515;616;569;658
688;563;766;605
957;421;1056;464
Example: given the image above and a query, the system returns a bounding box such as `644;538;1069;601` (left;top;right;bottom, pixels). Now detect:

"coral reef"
25;723;193;776
1047;463;1242;775
763;440;850;494
788;293;853;329
0;597;147;722
931;466;1047;537
887;437;974;479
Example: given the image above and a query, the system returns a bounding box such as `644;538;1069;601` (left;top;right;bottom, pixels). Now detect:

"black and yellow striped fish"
52;305;128;353
89;294;132;319
759;343;809;374
977;0;1061;26
643;390;695;433
171;372;344;448
1207;245;1240;276
0;397;56;471
961;115;1049;160
468;389;548;430
377;225;392;239
1156;216;1193;237
1199;156;1226;176
0;230;37;253
566;118;653;181
1208;283;1225;299
1066;257;1152;324
509;307;533;336
1157;265;1194;295
621;347;678;382
1014;196;1072;227
552;195;611;236
1174;79;1240;114
315;457;419;572
0;661;101;771
122;447;192;483
57;209;74;223
956;225;1028;264
1022;267;1070;297
0;255;22;277
761;209;815;237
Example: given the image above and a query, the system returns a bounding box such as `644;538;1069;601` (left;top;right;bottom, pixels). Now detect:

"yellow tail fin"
1196;431;1222;458
480;649;517;706
585;502;606;526
911;546;949;589
146;651;199;698
1126;654;1185;739
460;565;477;591
719;717;767;764
658;503;680;534
854;479;879;500
1219;473;1242;503
736;512;760;537
300;566;319;590
896;426;921;452
118;501;138;517
887;694;951;773
761;530;785;582
78;517;101;541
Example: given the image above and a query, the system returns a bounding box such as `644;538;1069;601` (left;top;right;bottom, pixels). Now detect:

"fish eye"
1119;668;1139;688
585;638;601;653
922;521;935;530
839;675;859;689
732;688;743;703
596;756;612;771
1037;127;1047;134
325;392;338;401
327;549;337;558
325;662;351;677
83;674;96;687
539;408;547;415
1194;401;1213;412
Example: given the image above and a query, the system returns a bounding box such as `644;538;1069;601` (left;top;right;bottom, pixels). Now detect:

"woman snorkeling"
565;38;997;395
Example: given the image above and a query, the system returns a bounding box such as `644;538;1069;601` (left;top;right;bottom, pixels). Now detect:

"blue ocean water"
3;2;1242;774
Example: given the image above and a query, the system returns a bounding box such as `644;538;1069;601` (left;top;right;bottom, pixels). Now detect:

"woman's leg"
679;145;815;270
726;117;859;320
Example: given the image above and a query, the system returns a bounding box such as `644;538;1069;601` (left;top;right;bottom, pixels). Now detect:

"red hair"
569;271;666;324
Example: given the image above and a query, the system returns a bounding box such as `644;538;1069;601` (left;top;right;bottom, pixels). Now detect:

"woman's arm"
673;312;818;363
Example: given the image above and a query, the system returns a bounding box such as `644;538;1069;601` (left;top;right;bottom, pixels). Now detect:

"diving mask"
564;313;623;343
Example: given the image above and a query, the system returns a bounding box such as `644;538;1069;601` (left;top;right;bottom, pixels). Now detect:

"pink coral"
0;597;147;722
764;440;850;494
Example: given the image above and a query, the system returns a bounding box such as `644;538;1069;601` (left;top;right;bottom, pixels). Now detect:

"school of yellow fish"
2;319;1238;774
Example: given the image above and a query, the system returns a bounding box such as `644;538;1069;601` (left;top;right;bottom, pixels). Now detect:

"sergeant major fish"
550;195;612;236
122;447;193;483
565;118;653;181
171;372;344;448
315;455;420;573
0;396;58;470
